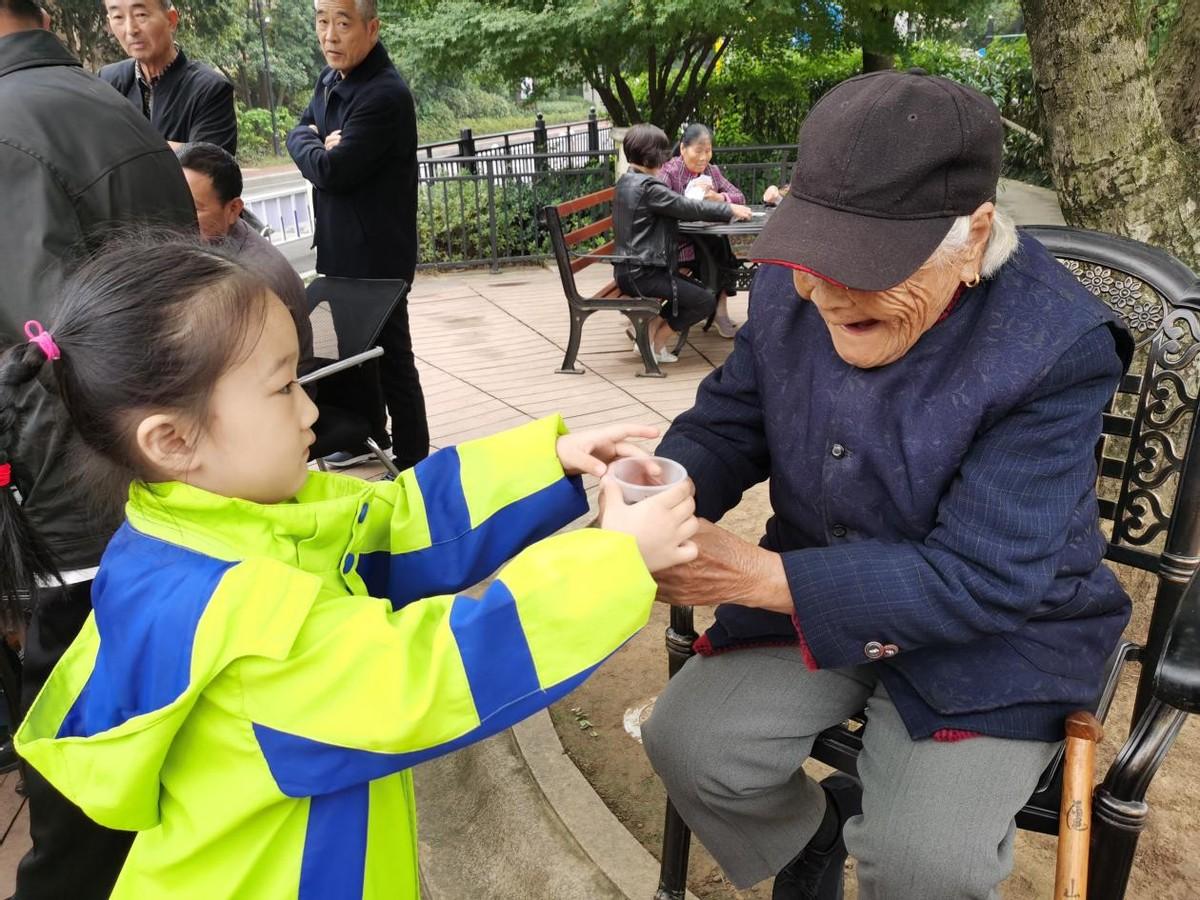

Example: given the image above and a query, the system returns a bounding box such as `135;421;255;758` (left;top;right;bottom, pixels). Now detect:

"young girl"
3;235;698;899
658;123;748;339
614;124;751;364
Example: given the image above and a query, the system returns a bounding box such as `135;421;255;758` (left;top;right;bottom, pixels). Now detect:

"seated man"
176;142;312;371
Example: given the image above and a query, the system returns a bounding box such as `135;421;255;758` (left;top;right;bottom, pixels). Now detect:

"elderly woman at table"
640;70;1133;900
615;124;751;363
659;123;747;338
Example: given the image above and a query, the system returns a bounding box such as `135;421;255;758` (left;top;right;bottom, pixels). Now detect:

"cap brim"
749;194;956;291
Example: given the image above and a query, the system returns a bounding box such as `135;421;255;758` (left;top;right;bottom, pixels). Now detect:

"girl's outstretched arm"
348;416;588;608
236;527;654;796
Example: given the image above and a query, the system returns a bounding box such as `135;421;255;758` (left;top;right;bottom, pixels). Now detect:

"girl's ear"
135;413;200;480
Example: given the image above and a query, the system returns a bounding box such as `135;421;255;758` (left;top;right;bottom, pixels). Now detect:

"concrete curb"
512;711;701;900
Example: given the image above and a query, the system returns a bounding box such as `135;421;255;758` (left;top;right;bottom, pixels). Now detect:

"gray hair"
931;207;1019;279
313;0;377;19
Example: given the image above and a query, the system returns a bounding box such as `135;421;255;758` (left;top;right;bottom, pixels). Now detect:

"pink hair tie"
24;320;61;361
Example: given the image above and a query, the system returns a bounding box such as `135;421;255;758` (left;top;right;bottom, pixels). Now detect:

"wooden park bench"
543;186;691;378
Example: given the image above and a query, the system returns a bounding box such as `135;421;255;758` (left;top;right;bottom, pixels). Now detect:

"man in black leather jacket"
0;6;196;898
614;124;750;363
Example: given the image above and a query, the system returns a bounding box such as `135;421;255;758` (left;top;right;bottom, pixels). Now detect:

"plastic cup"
610;456;688;504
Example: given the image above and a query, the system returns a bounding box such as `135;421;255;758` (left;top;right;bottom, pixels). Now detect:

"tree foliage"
180;0;325;112
385;0;799;136
43;0;237;69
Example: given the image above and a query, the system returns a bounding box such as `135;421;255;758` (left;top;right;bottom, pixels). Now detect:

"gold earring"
965;272;981;288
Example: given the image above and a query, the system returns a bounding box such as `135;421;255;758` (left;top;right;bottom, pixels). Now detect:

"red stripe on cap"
0;463;11;489
751;259;848;289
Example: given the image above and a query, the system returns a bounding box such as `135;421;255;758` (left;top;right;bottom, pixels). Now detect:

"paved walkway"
0;181;1064;894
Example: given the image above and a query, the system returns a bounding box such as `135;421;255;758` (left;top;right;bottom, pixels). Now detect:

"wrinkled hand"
704;189;725;202
556;423;659;477
730;203;753;222
597;478;698;573
653;519;791;612
324;129;342;150
762;185;784;206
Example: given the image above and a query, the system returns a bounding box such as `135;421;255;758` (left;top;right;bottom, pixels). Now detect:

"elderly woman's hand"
762;185;786;206
653;519;793;612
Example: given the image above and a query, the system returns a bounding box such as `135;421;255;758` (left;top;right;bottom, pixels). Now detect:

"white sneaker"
714;313;741;339
653;346;679;364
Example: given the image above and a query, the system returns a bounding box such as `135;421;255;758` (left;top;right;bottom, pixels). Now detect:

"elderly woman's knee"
850;818;1005;899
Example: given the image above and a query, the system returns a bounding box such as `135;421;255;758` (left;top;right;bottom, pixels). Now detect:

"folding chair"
303;276;410;479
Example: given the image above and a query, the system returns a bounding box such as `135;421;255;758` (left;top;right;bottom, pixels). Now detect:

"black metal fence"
415;143;797;272
418;109;613;165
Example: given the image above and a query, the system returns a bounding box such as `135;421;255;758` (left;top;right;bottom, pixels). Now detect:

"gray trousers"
642;647;1059;898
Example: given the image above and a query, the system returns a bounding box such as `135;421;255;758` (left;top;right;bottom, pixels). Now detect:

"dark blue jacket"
658;234;1134;742
286;41;417;281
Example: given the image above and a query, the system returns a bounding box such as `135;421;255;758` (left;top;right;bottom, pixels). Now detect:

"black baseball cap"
749;68;1004;291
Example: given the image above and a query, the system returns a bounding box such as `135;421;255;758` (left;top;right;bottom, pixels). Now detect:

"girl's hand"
730;204;753;221
556;423;660;477
763;185;784;205
597;478;698;573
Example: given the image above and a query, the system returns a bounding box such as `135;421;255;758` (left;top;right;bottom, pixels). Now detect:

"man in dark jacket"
99;0;237;154
0;5;196;897
287;0;428;471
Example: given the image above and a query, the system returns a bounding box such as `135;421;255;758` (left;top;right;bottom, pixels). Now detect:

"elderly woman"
641;70;1133;900
659;123;747;338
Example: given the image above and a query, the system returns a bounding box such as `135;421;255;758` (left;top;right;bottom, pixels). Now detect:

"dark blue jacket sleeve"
286;86;412;193
786;324;1125;669
656;304;770;522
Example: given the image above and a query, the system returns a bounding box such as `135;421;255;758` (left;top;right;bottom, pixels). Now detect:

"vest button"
831;524;847;538
831;443;846;459
864;641;884;660
342;553;355;574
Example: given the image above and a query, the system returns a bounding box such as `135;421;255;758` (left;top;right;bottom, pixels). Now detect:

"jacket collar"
135;44;186;89
0;29;80;79
320;40;391;96
125;474;371;563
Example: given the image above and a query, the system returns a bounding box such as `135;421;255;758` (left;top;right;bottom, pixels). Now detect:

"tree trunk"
1023;0;1200;270
861;6;897;73
1153;0;1200;151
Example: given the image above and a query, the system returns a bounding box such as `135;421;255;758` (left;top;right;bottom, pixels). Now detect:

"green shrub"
698;46;862;147
694;38;1046;184
417;162;613;265
236;103;295;164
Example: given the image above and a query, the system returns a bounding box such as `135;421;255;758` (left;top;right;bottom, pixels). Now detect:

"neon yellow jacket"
16;416;654;899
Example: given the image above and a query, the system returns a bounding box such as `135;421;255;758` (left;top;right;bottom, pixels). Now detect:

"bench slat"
570;240;613;273
556;186;616;217
565;216;613;247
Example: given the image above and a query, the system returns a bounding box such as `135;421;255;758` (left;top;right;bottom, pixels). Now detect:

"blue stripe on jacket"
57;524;232;739
355;465;588;610
253;580;604;797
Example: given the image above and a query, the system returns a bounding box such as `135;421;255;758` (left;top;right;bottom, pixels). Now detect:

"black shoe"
772;774;863;900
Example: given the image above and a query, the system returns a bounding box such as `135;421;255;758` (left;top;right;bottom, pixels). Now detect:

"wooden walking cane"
1054;711;1103;900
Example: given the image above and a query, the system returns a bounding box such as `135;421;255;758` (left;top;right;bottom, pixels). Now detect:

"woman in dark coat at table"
613;124;751;363
641;70;1133;899
659;123;748;338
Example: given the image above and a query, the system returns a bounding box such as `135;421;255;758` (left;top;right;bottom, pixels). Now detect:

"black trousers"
378;293;429;471
615;266;716;333
15;581;133;900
